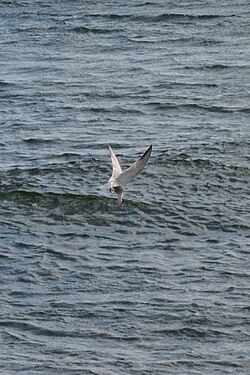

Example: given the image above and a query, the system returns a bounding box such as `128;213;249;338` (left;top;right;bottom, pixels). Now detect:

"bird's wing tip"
109;145;113;154
139;144;152;161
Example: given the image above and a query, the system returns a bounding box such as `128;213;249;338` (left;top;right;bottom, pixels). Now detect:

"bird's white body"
108;145;152;207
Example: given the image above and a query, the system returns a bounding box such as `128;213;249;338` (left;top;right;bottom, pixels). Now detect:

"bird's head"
113;186;124;208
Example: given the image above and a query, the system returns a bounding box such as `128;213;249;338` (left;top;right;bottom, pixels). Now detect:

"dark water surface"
0;1;250;374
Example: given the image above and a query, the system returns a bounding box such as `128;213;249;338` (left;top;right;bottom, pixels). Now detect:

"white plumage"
108;145;152;207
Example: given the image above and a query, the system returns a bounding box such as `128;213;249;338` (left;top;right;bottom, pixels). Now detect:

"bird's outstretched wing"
109;145;122;178
116;145;152;187
108;145;122;189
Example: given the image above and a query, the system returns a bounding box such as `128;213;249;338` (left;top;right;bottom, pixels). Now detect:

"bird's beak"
118;198;124;209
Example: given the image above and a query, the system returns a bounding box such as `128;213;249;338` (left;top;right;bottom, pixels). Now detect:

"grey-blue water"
0;1;250;374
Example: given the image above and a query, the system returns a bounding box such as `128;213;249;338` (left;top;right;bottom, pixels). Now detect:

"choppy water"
1;1;250;374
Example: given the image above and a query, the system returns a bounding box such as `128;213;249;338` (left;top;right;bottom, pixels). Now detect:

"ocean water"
0;1;249;374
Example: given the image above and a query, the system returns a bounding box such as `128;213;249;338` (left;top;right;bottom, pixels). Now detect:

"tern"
108;144;152;208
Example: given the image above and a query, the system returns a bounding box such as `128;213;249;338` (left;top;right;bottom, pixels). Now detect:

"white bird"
108;144;152;208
